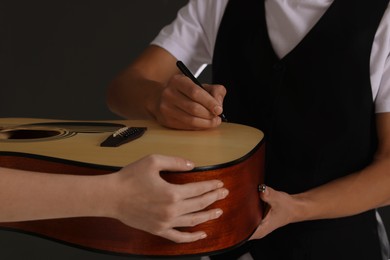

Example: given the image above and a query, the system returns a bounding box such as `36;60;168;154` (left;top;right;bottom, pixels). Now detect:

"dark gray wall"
0;0;198;120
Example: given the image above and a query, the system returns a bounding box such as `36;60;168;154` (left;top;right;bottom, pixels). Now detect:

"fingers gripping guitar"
112;154;229;243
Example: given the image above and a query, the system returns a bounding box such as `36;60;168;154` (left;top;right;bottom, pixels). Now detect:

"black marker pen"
176;60;227;122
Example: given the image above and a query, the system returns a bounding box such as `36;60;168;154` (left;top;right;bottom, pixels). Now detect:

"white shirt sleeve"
372;4;390;113
151;0;228;77
375;54;390;113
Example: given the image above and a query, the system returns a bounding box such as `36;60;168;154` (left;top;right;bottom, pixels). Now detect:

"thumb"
259;184;274;203
144;154;195;172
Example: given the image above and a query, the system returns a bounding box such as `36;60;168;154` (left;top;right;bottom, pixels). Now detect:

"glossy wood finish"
0;118;265;257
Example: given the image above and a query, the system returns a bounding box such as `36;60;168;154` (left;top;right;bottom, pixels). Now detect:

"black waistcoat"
211;0;389;259
213;0;387;193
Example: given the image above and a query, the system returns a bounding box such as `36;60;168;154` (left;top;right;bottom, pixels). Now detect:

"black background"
0;0;211;120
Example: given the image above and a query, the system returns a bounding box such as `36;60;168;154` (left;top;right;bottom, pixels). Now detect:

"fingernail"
186;160;194;168
200;232;207;239
213;105;223;115
220;188;229;198
215;209;223;218
216;181;224;188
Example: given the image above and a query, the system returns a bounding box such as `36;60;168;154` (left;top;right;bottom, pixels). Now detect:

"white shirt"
151;0;390;113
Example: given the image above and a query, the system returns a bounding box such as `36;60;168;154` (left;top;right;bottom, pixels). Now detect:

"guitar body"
0;118;265;257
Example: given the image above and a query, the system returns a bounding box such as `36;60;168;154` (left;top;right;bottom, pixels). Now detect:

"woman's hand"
107;154;229;243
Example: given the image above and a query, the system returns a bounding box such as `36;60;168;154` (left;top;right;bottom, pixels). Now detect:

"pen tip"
220;114;228;122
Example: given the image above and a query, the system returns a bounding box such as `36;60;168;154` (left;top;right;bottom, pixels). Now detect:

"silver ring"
258;184;266;193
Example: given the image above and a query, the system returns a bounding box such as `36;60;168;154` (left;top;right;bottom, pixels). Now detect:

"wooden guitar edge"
0;142;265;257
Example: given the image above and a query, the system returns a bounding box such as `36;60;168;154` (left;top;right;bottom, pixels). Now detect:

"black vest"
211;0;389;259
213;0;387;193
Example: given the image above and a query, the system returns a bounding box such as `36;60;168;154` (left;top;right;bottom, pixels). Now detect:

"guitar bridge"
100;127;147;147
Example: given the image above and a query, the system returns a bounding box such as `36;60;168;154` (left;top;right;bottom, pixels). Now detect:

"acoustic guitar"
0;118;265;257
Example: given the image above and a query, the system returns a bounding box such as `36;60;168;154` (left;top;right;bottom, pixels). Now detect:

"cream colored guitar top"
0;118;264;169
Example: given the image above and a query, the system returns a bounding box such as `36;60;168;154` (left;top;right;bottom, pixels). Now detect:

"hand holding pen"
176;61;228;122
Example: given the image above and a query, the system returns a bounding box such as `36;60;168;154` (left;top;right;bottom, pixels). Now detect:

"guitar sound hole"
2;129;64;140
